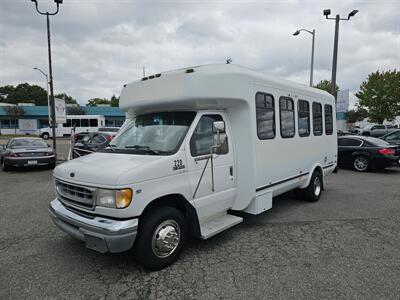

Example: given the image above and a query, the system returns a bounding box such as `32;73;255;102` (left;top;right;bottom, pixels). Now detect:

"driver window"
190;115;228;157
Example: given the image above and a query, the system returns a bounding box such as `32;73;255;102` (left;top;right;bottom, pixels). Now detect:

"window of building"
256;92;275;139
279;97;295;138
324;104;333;135
298;100;310;137
0;120;18;129
39;119;49;128
89;119;98;127
312;102;323;136
81;119;89;127
190;115;228;157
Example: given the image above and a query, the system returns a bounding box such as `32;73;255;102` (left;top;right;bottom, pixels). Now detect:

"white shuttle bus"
39;115;105;139
49;65;337;270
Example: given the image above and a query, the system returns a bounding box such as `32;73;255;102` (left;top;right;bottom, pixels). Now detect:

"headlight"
96;188;133;209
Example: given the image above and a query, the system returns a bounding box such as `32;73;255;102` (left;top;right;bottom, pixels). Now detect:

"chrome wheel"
151;219;181;258
354;156;368;172
313;176;321;196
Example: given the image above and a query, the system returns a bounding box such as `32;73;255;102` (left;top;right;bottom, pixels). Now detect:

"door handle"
229;166;233;177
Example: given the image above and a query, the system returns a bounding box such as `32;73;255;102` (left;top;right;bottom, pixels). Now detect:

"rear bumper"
49;199;138;253
371;156;400;168
4;156;55;167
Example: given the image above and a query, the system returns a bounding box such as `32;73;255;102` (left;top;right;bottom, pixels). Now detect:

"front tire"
134;206;187;271
299;171;323;202
42;133;50;140
353;156;369;172
1;158;10;171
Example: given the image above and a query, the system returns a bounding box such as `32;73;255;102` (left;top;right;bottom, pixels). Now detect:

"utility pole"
323;9;358;102
31;0;63;160
293;28;316;87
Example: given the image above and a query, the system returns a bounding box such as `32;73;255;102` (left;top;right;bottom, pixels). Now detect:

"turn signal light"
378;148;395;155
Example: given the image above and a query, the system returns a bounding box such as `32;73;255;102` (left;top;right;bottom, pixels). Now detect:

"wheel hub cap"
152;220;180;258
355;158;367;171
314;177;321;196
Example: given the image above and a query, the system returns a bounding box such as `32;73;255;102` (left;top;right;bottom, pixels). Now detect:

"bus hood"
53;152;175;187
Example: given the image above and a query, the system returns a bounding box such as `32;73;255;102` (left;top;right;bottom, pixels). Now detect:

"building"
0;104;126;135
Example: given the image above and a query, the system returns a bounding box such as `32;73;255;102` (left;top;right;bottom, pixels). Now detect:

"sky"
0;0;399;106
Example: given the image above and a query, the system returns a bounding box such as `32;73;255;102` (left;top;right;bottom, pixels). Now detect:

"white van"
39;115;105;139
49;65;337;270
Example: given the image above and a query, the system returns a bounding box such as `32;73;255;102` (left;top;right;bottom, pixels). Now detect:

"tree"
66;106;86;115
55;93;78;105
0;83;47;105
314;80;340;95
87;98;111;106
346;107;368;124
356;70;400;124
110;95;119;107
4;106;25;134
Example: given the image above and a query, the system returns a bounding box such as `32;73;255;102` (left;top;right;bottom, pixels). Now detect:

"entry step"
200;213;243;239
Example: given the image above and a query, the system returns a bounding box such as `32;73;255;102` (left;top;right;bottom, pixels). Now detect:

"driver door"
186;113;235;221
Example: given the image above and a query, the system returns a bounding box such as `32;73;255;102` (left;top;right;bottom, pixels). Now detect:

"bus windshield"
109;111;196;155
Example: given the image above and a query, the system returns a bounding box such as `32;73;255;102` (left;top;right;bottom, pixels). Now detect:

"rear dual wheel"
298;171;323;202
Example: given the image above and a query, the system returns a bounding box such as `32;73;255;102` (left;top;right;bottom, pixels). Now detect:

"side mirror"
212;121;228;154
213;121;225;134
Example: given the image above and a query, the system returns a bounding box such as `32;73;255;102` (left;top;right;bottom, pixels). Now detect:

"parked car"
338;135;400;172
349;126;361;135
74;132;91;143
0;137;55;171
359;124;397;137
72;132;116;158
380;129;400;146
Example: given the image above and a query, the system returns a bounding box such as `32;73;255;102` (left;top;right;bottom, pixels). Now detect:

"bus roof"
120;64;334;113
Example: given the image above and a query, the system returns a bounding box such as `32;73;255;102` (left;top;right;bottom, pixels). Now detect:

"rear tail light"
106;135;113;142
378;148;395;155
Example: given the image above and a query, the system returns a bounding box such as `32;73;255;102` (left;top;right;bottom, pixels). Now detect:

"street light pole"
31;0;62;160
293;28;315;87
33;67;50;124
323;9;358;101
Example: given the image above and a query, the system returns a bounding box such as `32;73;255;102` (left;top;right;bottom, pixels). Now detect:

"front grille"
56;180;96;210
18;152;46;157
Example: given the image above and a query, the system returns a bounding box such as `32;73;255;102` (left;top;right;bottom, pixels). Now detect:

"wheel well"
141;194;201;238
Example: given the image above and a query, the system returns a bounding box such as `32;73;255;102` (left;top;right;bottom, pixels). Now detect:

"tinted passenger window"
279;97;295;138
256;93;275;139
63;119;71;127
324;104;333;135
72;119;80;127
373;125;385;130
81;119;89;127
312;102;323;136
190;115;228;157
89;119;98;127
298;100;310;137
338;138;362;147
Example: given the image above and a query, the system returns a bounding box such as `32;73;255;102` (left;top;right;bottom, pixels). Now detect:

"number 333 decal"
173;159;185;170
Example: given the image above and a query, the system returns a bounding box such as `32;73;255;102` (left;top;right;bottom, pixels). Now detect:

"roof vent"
185;68;194;74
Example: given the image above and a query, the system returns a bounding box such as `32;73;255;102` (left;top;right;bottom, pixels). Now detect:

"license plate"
27;160;38;165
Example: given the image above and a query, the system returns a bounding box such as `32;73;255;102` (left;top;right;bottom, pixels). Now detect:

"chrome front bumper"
49;199;138;253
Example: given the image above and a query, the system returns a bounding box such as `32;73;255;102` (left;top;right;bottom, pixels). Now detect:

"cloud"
0;0;399;104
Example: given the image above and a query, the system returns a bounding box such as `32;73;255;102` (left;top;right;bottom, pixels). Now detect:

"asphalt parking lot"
1;139;400;299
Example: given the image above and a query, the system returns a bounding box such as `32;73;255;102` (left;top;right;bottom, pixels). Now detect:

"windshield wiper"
124;145;160;155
